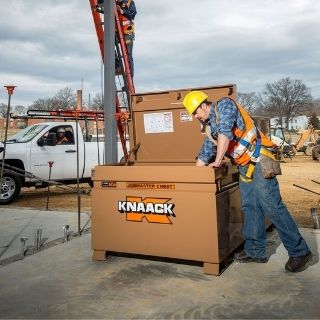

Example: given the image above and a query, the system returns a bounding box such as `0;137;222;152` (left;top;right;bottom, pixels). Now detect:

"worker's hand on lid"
208;160;223;168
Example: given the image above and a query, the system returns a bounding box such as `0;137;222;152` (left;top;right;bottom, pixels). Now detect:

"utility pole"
103;0;117;163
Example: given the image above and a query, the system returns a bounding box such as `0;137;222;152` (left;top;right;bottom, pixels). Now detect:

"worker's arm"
208;133;230;167
207;98;239;167
197;134;217;166
196;158;206;166
122;2;137;20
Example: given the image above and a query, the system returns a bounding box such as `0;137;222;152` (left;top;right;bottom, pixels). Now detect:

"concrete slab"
0;207;90;261
0;208;319;319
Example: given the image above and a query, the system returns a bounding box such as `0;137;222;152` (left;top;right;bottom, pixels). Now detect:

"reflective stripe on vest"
119;0;134;35
223;99;274;166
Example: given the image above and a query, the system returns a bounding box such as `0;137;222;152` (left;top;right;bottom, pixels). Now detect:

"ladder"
88;0;135;160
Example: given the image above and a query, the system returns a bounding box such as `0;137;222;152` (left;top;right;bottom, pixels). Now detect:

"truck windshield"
7;124;48;143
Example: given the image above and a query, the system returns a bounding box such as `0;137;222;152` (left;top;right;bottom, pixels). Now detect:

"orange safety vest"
119;0;135;35
217;99;275;166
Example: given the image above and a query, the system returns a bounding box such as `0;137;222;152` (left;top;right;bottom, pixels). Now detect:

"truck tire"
0;171;22;205
312;145;320;161
285;146;296;157
304;144;315;156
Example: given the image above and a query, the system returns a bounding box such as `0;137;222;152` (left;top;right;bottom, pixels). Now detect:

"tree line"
238;77;320;129
1;78;319;129
0;87;103;117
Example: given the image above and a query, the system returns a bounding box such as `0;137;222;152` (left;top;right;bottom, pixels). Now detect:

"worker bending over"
183;91;312;273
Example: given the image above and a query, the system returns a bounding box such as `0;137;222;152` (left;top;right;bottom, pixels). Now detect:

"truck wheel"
287;146;296;157
304;144;315;156
312;146;320;161
0;172;22;205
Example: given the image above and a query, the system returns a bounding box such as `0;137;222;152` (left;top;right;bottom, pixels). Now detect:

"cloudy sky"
0;0;320;107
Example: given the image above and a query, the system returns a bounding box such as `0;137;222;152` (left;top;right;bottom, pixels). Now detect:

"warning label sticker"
101;181;117;188
180;111;193;122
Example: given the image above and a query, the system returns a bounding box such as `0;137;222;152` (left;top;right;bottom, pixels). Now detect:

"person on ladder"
116;0;137;77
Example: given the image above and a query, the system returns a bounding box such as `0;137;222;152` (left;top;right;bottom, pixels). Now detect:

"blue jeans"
238;162;310;258
125;34;134;77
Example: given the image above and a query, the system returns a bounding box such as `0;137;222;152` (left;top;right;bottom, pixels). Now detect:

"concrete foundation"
0;207;319;319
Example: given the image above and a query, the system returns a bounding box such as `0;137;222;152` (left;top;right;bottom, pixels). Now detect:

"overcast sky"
0;0;320;107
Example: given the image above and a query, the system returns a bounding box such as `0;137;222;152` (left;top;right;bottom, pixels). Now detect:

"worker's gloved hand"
117;5;124;14
208;161;222;168
95;5;104;13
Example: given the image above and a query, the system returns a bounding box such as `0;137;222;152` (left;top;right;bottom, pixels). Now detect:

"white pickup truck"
0;122;108;204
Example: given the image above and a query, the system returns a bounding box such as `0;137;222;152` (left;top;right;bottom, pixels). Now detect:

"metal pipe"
293;184;320;196
310;208;320;229
20;237;28;257
0;86;16;181
96;117;100;166
63;225;70;242
34;228;42;251
46;161;54;210
104;0;117;164
3;163;76;192
75;117;81;235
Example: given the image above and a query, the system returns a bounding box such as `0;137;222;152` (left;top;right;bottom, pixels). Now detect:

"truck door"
30;125;80;181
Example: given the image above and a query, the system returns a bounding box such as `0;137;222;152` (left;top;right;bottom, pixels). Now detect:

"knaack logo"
118;196;176;224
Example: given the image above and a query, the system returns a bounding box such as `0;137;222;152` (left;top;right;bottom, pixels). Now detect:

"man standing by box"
183;91;312;272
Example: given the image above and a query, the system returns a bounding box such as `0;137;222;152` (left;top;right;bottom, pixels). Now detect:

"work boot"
285;251;312;272
234;250;268;263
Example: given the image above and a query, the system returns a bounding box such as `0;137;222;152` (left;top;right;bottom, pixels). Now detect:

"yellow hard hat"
183;91;208;115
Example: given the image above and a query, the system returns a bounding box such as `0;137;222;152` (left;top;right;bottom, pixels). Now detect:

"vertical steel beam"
104;0;117;163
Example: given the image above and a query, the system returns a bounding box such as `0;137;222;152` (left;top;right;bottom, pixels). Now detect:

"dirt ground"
6;155;320;227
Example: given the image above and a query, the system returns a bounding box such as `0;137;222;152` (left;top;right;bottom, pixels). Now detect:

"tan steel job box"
91;84;244;275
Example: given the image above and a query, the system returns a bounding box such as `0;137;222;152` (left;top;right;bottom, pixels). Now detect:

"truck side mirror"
37;138;45;147
46;132;57;146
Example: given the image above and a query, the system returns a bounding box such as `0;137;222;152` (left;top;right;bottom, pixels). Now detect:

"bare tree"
28;97;58;111
310;98;320;116
53;87;76;110
0;103;7;118
14;105;26;114
309;113;320;129
238;92;258;114
260;77;312;129
91;93;103;110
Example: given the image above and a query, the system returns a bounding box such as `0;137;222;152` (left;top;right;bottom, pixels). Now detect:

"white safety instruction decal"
180;111;193;122
144;112;174;134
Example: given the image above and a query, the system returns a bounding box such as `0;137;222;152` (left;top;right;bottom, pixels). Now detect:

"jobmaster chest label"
118;196;176;224
126;183;175;190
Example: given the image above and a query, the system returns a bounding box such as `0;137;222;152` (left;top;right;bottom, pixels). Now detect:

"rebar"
310;208;320;229
33;229;42;251
293;184;320;196
20;237;28;257
63;225;70;242
46;161;54;210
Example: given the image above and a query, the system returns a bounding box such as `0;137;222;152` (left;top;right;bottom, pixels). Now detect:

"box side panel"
216;186;244;261
91;183;220;263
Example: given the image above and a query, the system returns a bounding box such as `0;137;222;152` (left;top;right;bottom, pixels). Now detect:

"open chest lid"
129;84;237;162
